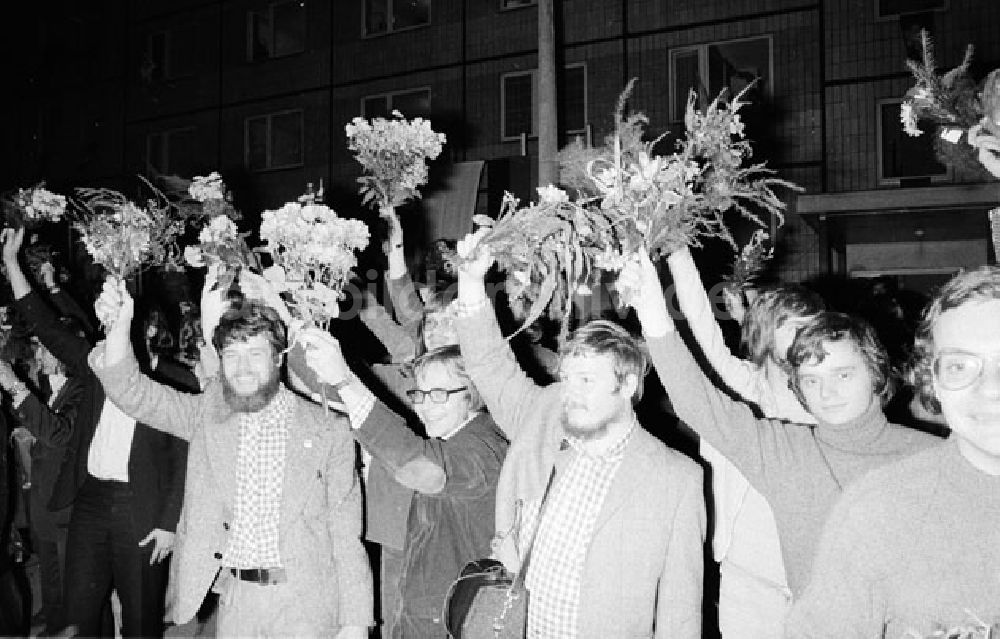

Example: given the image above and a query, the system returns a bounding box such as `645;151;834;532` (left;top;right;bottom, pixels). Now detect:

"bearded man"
89;280;372;639
451;230;706;639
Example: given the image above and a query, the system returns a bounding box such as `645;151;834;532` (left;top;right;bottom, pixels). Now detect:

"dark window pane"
563;66;586;133
502;0;536;7
147;133;165;174
393;0;430;30
172;26;197;76
248;11;271;61
671;49;700;119
167;128;198;176
149;32;167;81
503;73;533;138
273;1;306;57
365;0;389;34
880;102;946;179
363;96;390;119
270;111;303;168
708;38;769;102
246;116;268;170
392;89;431;119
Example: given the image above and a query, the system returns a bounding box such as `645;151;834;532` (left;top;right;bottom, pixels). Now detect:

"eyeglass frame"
405;386;468;404
931;348;1000;391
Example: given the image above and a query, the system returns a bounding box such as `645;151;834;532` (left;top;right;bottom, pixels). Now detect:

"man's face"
423;307;458;352
931;299;1000;474
795;339;876;425
220;334;281;412
558;352;635;440
32;338;61;376
412;362;472;439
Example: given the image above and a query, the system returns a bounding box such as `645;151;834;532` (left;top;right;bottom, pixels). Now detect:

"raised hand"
297;328;351;387
618;251;674;337
94;277;134;334
455;227;494;280
1;227;24;266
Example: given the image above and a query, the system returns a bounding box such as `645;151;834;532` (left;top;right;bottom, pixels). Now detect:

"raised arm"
453;229;552;441
89;278;204;442
625;252;778;486
667;247;760;401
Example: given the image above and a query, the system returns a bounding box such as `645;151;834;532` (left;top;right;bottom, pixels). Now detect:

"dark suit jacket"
13;290;187;533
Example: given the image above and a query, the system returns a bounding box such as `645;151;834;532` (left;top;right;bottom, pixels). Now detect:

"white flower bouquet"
2;182;67;228
345;110;446;213
179;172;257;279
258;202;370;330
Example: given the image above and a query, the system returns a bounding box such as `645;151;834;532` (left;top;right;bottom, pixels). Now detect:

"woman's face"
412;362;472;439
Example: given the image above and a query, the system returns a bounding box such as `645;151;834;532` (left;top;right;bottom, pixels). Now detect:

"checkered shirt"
523;426;634;638
223;385;293;568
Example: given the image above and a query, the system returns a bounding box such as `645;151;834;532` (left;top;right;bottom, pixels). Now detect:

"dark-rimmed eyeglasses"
405;387;467;404
933;349;1000;391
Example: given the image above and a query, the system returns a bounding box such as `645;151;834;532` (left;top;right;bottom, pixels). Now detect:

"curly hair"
741;285;826;365
909;266;1000;414
787;311;895;407
411;344;484;412
212;300;287;357
559;320;650;403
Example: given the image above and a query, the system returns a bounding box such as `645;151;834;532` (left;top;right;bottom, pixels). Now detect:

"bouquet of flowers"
345;110;446;214
180;172;257;280
258;201;370;330
2;182;67;229
468;79;796;339
900;31;995;178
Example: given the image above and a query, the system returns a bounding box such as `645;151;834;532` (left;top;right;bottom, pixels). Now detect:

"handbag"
443;467;557;639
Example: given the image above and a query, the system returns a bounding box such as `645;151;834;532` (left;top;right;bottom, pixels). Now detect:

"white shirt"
87;398;137;481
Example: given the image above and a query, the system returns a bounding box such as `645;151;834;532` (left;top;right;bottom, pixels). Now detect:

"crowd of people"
0;205;998;639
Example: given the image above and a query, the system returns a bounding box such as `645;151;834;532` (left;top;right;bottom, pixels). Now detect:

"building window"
142;29;196;82
877;99;950;186
501;63;587;141
500;0;535;9
668;35;773;122
362;87;432;120
146;127;199;176
364;0;430;36
245;110;304;172
876;0;946;19
248;1;307;61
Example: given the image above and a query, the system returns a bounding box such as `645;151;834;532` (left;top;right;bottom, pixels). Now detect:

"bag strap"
511;460;558;591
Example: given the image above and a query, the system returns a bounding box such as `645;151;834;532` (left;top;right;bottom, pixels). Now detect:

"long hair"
787;311;894;406
741;285;826;365
909;266;1000;413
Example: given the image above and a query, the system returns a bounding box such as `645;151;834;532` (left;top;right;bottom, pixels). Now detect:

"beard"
560;406;613;441
222;366;282;413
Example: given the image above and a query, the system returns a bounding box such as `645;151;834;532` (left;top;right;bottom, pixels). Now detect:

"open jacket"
88;341;373;629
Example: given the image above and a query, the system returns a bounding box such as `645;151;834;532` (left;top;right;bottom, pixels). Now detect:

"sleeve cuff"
338;380;376;429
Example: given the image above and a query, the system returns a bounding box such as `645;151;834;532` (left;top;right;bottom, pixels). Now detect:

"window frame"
145;29;171;82
360;86;433;119
499;0;536;10
243;108;305;172
363;0;432;38
668;34;774;123
500;62;588;142
246;0;308;62
145;126;198;176
875;98;952;186
874;0;948;21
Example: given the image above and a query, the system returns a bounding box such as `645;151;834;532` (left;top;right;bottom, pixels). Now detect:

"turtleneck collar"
813;396;890;451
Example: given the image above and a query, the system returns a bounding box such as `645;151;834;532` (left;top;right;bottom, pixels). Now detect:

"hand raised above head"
618;250;674;336
1;227;24;264
455;227;495;280
297;327;351;386
94;277;134;333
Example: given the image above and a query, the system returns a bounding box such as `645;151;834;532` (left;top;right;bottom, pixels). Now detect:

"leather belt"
229;567;287;585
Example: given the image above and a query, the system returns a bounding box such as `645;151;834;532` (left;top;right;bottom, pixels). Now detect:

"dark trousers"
32;531;67;632
62;476;168;638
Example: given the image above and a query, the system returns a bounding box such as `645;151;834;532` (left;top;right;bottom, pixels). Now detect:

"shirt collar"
564;419;636;461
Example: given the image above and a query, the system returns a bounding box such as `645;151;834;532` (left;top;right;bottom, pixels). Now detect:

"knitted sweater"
786;438;1000;638
649;332;941;596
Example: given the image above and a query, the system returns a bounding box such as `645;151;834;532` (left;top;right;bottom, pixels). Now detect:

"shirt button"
213;552;222;560
223;522;230;530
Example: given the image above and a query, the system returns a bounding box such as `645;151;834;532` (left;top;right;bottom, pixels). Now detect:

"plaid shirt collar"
563;418;636;462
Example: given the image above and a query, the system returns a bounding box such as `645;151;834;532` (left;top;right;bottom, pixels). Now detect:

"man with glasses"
786;266;1000;637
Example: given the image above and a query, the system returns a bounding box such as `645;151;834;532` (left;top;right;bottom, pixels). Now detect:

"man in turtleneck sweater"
620;253;941;598
786;266;1000;637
